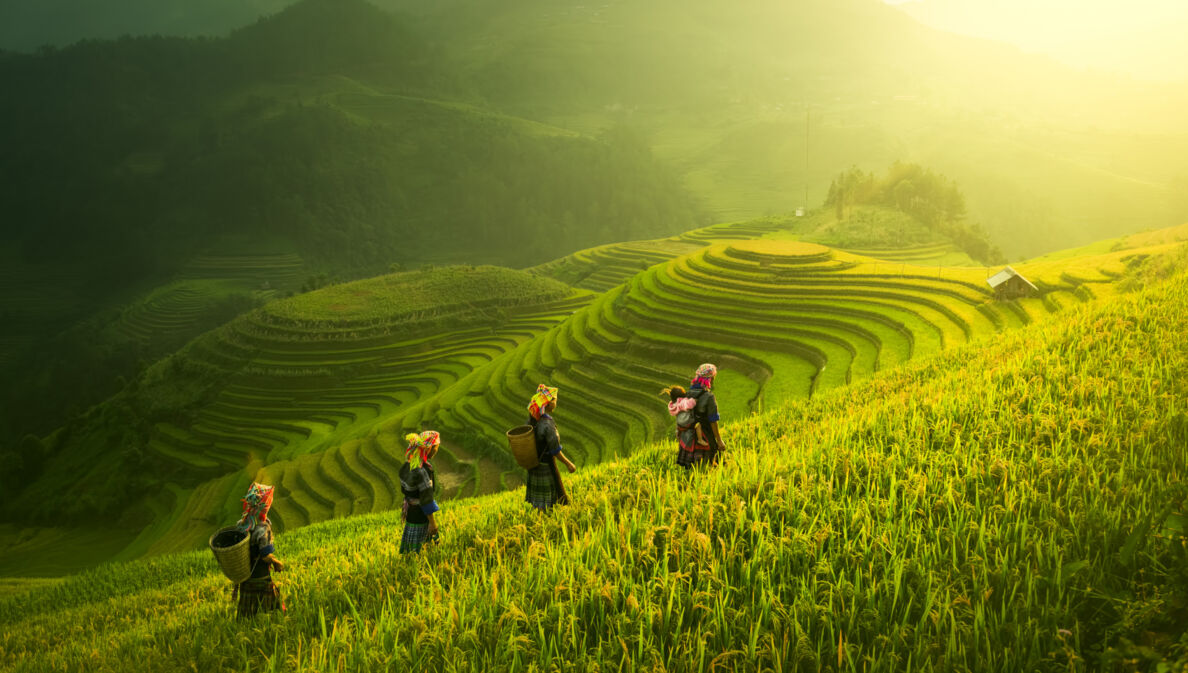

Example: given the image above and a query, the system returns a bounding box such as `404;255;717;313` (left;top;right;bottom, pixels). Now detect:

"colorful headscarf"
528;384;559;420
236;482;275;533
691;363;718;390
404;430;441;465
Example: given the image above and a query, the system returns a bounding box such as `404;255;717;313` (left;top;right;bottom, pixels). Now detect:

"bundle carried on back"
209;527;252;584
507;424;540;469
664;386;702;453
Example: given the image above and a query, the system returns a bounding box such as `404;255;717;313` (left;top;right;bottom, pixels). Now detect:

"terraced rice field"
839;241;975;266
532;218;795;293
425;239;1130;482
178;252;304;292
534;240;703;292
107;251;306;348
6;264;1185;672
0;257;83;368
105;225;1165;558
142;268;589;541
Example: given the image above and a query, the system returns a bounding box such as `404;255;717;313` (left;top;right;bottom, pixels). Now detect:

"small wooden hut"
987;266;1038;300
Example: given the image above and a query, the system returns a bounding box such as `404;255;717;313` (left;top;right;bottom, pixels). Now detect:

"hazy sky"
885;0;1188;82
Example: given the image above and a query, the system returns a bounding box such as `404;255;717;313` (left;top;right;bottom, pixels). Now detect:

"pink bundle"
668;398;696;416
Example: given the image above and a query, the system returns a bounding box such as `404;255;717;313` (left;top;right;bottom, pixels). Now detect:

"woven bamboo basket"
507;425;539;470
209;527;251;584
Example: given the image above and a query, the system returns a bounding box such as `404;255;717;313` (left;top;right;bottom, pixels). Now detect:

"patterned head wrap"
404;430;441;465
528;384;559;420
691;363;718;390
236;482;275;533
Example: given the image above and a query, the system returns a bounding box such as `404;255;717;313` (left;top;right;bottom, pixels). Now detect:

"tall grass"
2;270;1185;672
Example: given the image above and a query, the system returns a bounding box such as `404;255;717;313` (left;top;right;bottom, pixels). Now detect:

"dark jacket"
248;524;276;580
399;462;439;524
687;386;720;451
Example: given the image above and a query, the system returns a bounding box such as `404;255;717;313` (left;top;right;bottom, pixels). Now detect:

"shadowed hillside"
0;0;704;463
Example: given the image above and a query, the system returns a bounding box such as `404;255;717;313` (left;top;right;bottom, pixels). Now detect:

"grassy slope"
5;218;1172;579
1;259;1185;672
0;267;578;569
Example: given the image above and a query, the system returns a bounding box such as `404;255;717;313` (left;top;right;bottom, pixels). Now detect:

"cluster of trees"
825;163;1004;264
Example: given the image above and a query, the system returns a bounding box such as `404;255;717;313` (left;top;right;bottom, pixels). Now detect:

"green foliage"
1119;245;1188;293
825;163;1004;264
268;266;571;328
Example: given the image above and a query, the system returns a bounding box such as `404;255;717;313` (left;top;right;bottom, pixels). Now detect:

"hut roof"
986;265;1038;291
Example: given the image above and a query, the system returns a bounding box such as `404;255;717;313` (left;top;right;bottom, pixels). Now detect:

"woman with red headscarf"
233;482;285;618
400;430;443;554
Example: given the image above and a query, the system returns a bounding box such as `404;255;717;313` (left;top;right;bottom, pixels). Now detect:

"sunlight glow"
886;0;1188;81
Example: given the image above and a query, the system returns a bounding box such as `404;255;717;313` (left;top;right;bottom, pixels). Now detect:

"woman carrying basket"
525;384;577;512
400;430;442;554
233;482;286;618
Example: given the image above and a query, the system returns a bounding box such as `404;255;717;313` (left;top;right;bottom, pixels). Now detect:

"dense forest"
0;0;701;278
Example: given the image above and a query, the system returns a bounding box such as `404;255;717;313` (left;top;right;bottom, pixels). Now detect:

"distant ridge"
227;0;428;81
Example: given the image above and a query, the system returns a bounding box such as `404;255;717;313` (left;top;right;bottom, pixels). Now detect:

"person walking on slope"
683;363;727;468
664;384;710;469
400;430;443;554
233;482;286;618
525;384;577;512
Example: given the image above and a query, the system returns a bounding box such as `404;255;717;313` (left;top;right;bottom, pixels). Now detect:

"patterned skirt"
677;447;718;469
400;522;438;554
525;463;566;511
236;577;282;618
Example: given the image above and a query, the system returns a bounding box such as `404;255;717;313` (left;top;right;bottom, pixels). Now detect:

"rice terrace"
0;0;1186;671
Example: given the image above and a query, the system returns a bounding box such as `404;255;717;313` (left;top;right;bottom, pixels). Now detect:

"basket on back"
209;527;251;584
507;425;539;469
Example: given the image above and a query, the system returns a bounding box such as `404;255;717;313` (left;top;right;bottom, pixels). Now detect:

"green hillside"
1;254;1184;672
4;215;1172;578
1;266;576;519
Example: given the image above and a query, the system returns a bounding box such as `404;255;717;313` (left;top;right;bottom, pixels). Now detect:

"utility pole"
804;106;810;212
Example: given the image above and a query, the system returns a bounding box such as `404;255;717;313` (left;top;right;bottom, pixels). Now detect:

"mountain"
0;0;291;51
377;0;1188;258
